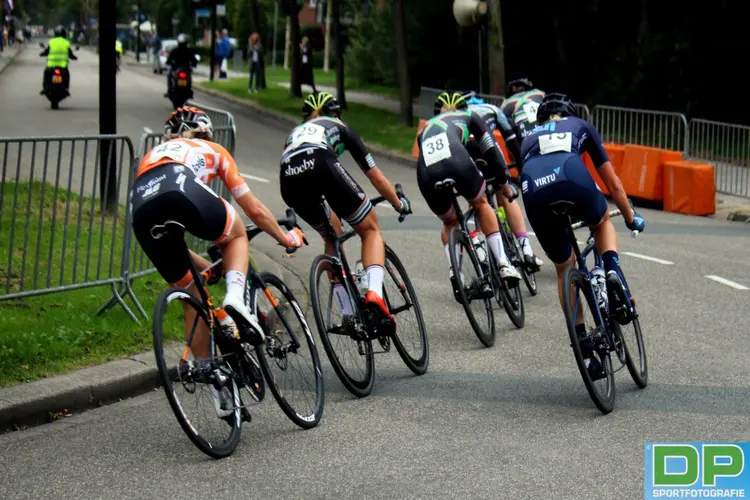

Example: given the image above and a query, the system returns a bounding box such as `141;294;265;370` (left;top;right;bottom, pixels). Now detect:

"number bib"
522;102;539;123
291;123;328;149
538;132;573;155
148;141;190;164
422;132;451;166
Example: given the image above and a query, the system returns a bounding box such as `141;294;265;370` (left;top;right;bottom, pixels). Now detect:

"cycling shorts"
465;139;507;185
279;148;372;231
131;163;236;286
520;152;608;264
417;145;486;221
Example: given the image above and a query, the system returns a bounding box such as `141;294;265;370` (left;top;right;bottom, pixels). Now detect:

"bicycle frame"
170;212;305;364
314;185;409;328
565;208;630;340
317;203;375;324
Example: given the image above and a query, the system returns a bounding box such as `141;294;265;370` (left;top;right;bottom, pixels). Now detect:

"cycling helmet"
506;75;533;96
164;106;214;140
302;92;341;120
536;93;578;123
54;25;66;38
433;91;467;115
463;91;485;105
177;33;188;44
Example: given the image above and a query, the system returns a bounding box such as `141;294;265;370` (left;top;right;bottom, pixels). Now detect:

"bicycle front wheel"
449;226;495;347
310;254;375;398
250;272;325;429
495;227;525;329
383;244;429;375
562;267;615;414
152;287;242;459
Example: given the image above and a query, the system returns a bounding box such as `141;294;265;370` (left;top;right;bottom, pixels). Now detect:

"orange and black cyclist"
131;107;305;415
501;75;545;141
416;91;520;301
278;91;410;325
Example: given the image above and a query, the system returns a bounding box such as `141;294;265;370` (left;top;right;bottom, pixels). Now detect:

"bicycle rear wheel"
449;226;495;347
561;267;616;414
383;244;429;375
152;287;242;459
310;254;375;397
250;272;325;428
607;273;648;389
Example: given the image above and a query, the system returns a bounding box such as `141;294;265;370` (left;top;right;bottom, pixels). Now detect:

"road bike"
309;185;429;398
151;209;325;459
561;205;648;414
464;180;526;330
436;177;520;348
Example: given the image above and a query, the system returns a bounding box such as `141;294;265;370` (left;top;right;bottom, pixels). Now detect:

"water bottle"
497;207;506;225
591;266;608;311
470;231;488;265
354;260;368;295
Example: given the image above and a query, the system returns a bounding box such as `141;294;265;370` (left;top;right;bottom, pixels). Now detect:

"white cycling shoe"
499;263;521;281
222;292;266;344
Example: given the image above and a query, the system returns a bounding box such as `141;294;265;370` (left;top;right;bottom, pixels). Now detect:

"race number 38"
423;132;451;166
644;442;749;500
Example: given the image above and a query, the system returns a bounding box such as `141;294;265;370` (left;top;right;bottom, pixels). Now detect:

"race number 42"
422;132;451;166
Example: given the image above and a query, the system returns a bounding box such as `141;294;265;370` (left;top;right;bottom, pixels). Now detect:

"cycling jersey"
131;137;250;287
520;116;608;168
280;117;376;231
416;110;507;220
136;137;250;199
518;117;610;264
501;89;545;140
281;116;376;173
418;109;507;180
467;102;523;168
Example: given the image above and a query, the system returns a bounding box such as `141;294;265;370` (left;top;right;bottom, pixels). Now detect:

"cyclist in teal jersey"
501;76;545;140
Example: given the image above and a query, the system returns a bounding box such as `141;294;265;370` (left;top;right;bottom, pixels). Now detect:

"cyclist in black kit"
279;91;410;323
416;91;520;301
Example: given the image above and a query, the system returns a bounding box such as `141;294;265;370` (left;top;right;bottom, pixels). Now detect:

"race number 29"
645;442;749;500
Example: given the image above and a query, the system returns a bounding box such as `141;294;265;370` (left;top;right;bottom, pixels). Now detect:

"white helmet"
164;106;213;140
177;33;187;44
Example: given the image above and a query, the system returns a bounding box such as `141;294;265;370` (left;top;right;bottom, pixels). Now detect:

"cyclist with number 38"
416;92;520;302
518;93;646;379
501;75;545;141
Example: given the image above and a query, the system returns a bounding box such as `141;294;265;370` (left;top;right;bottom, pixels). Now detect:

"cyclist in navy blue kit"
519;93;645;378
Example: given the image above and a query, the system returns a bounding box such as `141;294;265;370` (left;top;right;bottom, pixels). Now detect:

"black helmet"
54;25;66;38
302;92;341;120
433;91;467;116
536;93;578;123
506;75;533;96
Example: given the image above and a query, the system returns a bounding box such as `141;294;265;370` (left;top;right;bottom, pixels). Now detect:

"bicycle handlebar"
570;207;639;238
369;183;410;223
245;207;308;255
